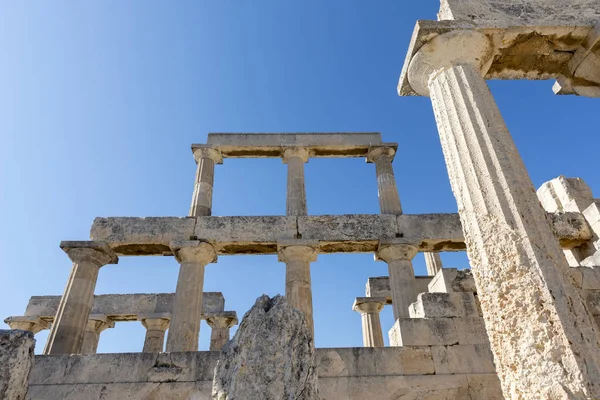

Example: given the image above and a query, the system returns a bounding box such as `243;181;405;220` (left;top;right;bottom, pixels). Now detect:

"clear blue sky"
1;1;598;354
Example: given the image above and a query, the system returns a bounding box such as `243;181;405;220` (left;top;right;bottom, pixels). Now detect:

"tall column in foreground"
189;146;223;217
407;30;600;398
352;297;386;347
166;240;217;352
278;241;318;337
81;315;114;354
376;242;418;320
283;147;309;216
44;241;118;355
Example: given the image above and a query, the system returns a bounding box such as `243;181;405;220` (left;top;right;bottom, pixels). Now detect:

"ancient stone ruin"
2;1;600;399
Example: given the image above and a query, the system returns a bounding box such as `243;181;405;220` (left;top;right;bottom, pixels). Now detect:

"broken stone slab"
428;268;477;293
388;318;459;347
212;295;318;400
0;330;35;400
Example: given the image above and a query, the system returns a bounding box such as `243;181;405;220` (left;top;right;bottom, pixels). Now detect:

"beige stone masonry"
431;344;496;375
405;29;600;398
278;240;318;336
44;241;118;355
376;242;418;320
352;297;386;347
81;314;114;354
4;316;49;334
166;240;217;352
427;268;476;293
365;275;432;302
138;313;170;353
189;145;222;217
389;318;458;347
205;311;238;351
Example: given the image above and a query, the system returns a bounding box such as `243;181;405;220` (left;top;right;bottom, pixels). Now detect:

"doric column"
139;313;170;353
376;242;418;320
282;147;309;216
166;240;217;352
408;30;600;398
277;241;318;336
366;146;402;215
424;252;443;276
205;311;238;351
189;145;223;217
4;316;49;334
44;241;118;355
81;314;114;354
352;297;386;347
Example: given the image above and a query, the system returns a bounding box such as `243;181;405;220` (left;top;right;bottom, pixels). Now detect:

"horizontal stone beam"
23;293;224;322
200;132;388;158
365;276;432;304
398;20;595;96
90;212;590;256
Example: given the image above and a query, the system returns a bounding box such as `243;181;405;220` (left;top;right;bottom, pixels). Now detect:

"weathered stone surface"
466;374;504;400
366;276;432;302
409;293;461;318
0;330;35;400
431;344;496;375
438;0;600;26
428;268;476;293
24;292;224;322
389;318;458;347
453;317;489;345
212;295;318;400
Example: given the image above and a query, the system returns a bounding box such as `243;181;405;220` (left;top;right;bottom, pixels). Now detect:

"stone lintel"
90;212;589;256
398;20;594;97
199;132;384;158
23;292;224;322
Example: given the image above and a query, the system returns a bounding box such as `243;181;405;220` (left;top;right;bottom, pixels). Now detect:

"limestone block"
466;374;504;400
366;276;432;302
548;211;593;250
388;318;458;347
397;213;465;251
415;276;433;295
298;214;397;251
453;317;490;345
428;268;476;293
537;176;594;213
409;293;461;318
0;330;35;400
586;290;600;315
317;347;434;377
431;344;496;375
437;0;600;26
571;267;600;290
450;292;480;317
212;295;318;400
24;292;224;322
90;217;196;255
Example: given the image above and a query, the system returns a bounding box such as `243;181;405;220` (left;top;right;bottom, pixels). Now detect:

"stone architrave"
139;313;170;353
205;311;238;351
376;242;418;320
189;145;223;217
407;29;600;398
424;252;443;276
283;147;309;216
81;314;114;354
44;241;118;355
278;241;318;337
0;330;35;400
4;316;49;334
212;295;319;400
166;240;217;352
352;297;386;347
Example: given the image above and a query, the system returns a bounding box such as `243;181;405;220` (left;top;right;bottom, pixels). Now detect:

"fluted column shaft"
189;147;222;217
353;298;386;347
424;252;443;276
377;244;418;320
206;312;238;351
166;241;216;352
81;315;114;354
367;147;402;215
408;29;600;398
44;242;117;355
278;243;317;336
283;147;309;216
140;315;170;353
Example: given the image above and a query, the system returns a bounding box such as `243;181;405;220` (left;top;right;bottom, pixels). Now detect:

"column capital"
60;241;118;266
352;297;386;314
139;313;171;331
366;145;396;163
86;314;115;334
407;30;493;97
4;316;50;334
277;240;318;263
192;145;223;164
282;146;310;164
170;240;217;264
205;311;238;329
376;241;418;262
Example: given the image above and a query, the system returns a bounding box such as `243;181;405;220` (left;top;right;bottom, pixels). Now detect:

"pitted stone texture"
212;295;318;400
428;268;477;293
409;293;461;318
389;318;458;347
0;330;35;400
